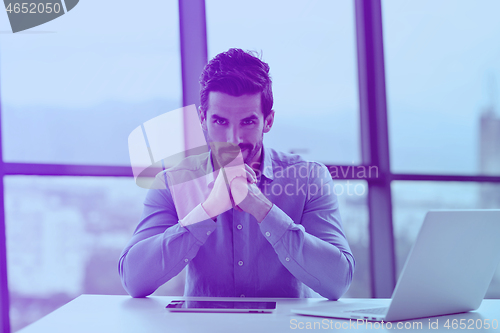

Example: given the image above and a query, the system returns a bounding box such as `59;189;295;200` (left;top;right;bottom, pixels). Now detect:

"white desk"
18;295;500;333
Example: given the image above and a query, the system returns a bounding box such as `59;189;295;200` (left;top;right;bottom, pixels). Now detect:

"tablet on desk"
166;300;276;313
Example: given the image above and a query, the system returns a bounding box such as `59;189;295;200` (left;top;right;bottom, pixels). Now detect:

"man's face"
201;91;274;167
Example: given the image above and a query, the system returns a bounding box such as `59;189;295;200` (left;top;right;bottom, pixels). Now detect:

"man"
119;48;354;299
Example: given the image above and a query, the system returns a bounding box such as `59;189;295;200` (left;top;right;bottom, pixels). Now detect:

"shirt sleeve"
258;163;355;300
118;174;216;298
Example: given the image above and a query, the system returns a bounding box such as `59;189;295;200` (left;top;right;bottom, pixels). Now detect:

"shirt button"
184;258;189;262
286;257;290;261
206;231;211;235
240;294;245;298
237;224;243;230
265;231;271;237
238;260;244;266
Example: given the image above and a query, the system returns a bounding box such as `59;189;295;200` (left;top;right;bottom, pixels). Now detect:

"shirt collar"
260;144;274;182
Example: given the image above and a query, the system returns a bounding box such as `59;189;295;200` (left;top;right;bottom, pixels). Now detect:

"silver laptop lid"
386;210;500;321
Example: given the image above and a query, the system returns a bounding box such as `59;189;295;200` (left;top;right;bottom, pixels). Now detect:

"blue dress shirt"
119;146;355;299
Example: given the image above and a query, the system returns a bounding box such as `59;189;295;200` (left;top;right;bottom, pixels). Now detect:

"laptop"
292;210;500;322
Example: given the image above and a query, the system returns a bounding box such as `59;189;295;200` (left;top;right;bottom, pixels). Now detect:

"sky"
382;0;500;174
0;0;499;174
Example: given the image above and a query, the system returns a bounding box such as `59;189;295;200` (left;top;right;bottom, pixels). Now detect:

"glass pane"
0;0;181;166
4;176;185;332
206;0;360;165
383;0;500;175
335;180;370;298
392;181;500;298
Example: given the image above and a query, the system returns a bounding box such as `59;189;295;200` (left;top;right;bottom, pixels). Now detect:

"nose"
227;125;243;146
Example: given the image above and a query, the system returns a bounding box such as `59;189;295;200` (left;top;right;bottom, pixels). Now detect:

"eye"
242;119;255;125
213;119;227;125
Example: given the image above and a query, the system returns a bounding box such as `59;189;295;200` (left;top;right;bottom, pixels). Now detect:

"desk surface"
18;295;500;333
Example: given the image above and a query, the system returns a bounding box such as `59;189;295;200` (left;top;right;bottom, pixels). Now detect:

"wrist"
254;200;273;223
202;200;218;220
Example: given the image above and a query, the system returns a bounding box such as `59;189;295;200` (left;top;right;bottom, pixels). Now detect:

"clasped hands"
202;154;272;223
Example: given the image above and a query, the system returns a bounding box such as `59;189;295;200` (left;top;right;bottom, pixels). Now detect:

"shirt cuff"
179;203;212;226
258;204;293;245
180;204;217;243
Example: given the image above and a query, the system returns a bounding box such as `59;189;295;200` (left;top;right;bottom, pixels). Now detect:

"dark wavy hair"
199;48;273;118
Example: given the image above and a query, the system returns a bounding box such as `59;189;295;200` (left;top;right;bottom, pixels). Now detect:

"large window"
0;0;182;331
382;0;500;176
392;181;500;298
0;0;182;166
5;176;146;331
334;181;370;298
205;0;368;297
206;0;360;165
383;0;500;300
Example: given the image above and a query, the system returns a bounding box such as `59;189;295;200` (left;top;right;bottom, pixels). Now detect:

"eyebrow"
211;114;228;121
241;115;259;122
210;114;259;122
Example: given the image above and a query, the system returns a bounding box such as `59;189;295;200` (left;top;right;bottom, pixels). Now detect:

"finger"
229;176;249;205
220;168;236;206
226;166;255;185
245;170;257;184
244;164;257;183
225;164;247;183
229;175;247;187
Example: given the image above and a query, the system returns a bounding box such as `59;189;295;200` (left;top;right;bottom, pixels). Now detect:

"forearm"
273;230;354;299
260;205;355;300
119;206;217;297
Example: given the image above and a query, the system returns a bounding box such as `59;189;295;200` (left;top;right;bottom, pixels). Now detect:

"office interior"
0;0;499;332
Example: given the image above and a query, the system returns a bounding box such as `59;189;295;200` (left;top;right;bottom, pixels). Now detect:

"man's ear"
263;110;275;133
199;106;208;131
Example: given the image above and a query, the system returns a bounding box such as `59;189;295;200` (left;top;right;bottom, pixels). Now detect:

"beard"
208;135;264;169
239;139;263;165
